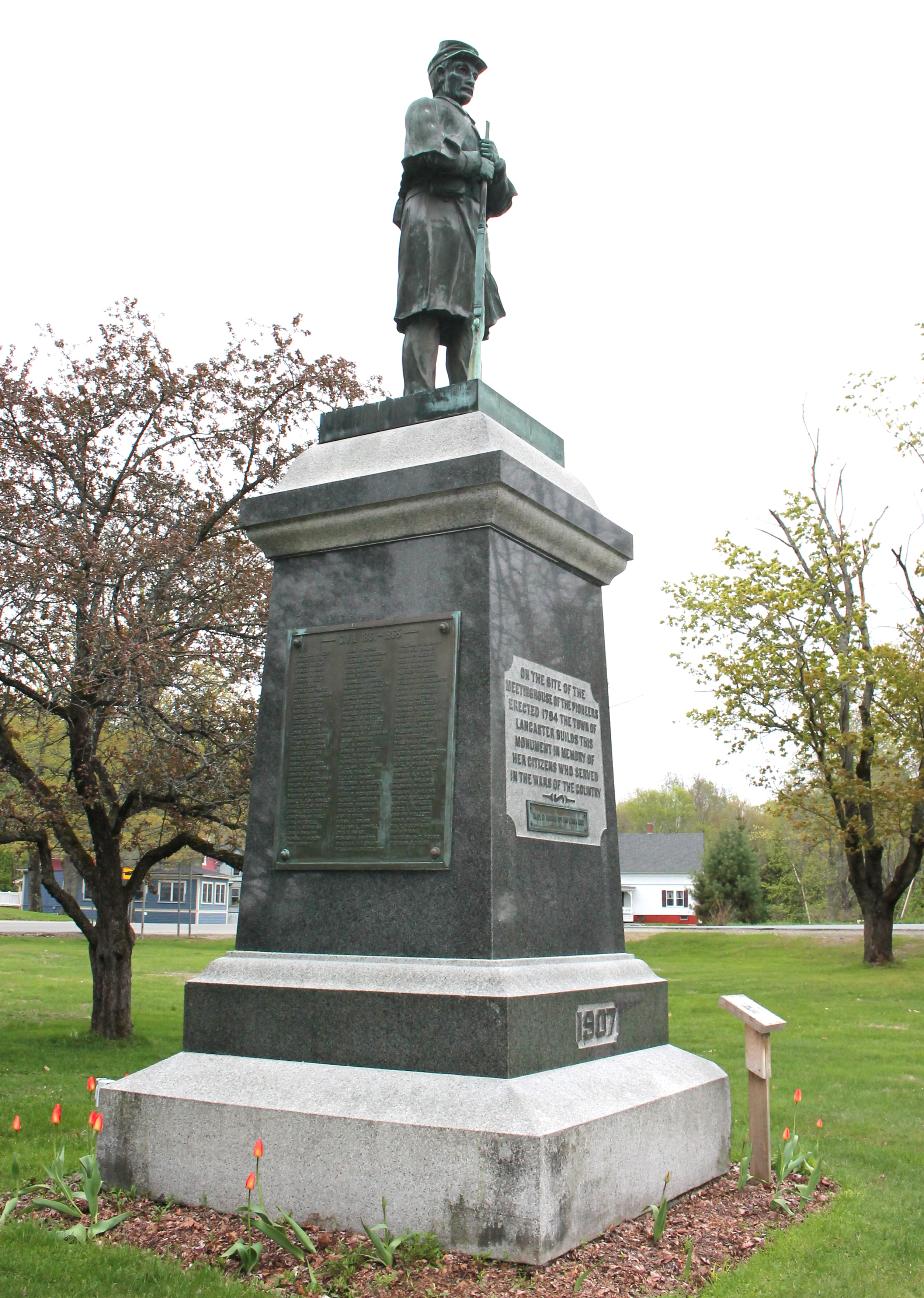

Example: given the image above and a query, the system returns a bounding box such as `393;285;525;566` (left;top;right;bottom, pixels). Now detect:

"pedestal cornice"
240;414;633;585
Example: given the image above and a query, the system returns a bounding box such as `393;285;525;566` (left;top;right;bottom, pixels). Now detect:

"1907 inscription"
575;1001;619;1048
277;614;459;869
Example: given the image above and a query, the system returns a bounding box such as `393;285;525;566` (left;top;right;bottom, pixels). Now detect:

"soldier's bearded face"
441;59;477;104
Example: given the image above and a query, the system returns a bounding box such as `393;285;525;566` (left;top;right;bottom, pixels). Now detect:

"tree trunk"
27;848;42;912
862;895;895;965
89;909;136;1037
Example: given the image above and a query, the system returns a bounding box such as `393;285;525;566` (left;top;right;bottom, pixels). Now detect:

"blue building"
22;859;67;913
34;854;239;927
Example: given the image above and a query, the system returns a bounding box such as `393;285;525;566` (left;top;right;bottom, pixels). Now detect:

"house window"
157;880;187;904
661;889;690;908
82;879;92;902
621;890;632;909
200;881;227;905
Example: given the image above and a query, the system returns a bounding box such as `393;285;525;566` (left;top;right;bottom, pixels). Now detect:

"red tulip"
816;1118;824;1130
92;1112;104;1134
11;1114;21;1132
245;1171;256;1192
252;1138;264;1159
87;1076;97;1093
793;1088;802;1104
88;1110;100;1127
782;1127;791;1141
51;1103;62;1125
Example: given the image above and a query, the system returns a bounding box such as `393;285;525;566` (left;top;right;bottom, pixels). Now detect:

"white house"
618;828;703;924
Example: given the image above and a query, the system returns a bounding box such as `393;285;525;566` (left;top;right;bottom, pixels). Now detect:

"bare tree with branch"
0;300;372;1034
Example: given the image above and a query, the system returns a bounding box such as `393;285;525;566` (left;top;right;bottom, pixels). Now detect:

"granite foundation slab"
98;1046;730;1265
183;951;669;1076
239;410;632;586
317;379;566;465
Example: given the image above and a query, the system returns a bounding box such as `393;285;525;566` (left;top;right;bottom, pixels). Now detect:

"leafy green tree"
668;446;924;963
692;825;765;923
759;832;813;922
616;776;700;833
0;844;22;893
616;774;759;843
899;875;924;920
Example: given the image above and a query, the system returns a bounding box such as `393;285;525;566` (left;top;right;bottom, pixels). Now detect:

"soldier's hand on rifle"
463;150;495;182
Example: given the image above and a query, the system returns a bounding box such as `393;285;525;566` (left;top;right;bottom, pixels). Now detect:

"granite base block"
183;951;669;1076
317;380;566;467
98;1046;730;1265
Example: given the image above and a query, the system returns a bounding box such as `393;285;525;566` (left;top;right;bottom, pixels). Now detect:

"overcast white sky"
3;1;923;802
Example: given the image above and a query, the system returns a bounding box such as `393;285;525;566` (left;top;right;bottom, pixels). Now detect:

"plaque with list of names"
276;614;459;869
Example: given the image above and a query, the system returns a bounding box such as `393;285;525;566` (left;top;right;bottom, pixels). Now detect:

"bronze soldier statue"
394;40;516;395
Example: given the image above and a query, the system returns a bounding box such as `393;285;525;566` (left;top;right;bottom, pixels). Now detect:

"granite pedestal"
100;1047;728;1265
99;382;729;1261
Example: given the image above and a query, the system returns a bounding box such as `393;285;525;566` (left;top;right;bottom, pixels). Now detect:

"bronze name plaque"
276;613;459;869
526;801;589;838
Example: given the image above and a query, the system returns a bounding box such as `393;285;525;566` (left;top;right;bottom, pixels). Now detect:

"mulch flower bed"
16;1166;835;1297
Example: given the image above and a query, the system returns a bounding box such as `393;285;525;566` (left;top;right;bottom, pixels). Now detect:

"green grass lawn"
0;930;922;1297
0;907;72;921
0;935;233;1178
0;935;236;1296
0;1218;245;1297
629;930;924;1297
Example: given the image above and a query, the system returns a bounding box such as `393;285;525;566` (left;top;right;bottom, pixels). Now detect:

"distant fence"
0;890;22;907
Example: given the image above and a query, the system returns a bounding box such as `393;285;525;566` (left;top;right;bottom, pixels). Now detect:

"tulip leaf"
221;1238;264;1274
54;1224;89;1242
29;1196;84;1219
89;1212;132;1236
245;1208;306;1260
279;1211;317;1253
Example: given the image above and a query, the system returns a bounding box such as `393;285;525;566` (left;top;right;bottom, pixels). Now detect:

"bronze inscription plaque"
526;801;589;838
276;613;459;869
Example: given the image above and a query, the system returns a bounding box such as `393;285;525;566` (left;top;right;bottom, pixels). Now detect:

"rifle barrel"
467;120;491;382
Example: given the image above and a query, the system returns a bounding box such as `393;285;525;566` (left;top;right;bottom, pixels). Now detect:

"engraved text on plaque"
503;655;606;845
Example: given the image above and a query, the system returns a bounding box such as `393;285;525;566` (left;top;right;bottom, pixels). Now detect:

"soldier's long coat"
394;95;516;338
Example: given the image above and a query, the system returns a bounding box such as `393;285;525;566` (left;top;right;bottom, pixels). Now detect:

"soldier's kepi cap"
427;40;487;83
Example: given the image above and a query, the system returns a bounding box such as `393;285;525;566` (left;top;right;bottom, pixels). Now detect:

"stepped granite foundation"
100;382;729;1263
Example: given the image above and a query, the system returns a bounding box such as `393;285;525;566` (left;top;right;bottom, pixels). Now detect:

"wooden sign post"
719;994;786;1183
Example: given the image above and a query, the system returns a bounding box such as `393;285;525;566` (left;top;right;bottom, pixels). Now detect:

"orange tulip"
793;1088;802;1104
87;1076;97;1093
11;1114;21;1132
88;1110;100;1127
51;1103;62;1125
782;1127;791;1141
816;1118;824;1129
92;1112;104;1134
252;1138;264;1159
245;1171;256;1192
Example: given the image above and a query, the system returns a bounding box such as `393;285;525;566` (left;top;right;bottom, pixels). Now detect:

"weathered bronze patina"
394;39;516;394
526;802;590;838
276;614;459;869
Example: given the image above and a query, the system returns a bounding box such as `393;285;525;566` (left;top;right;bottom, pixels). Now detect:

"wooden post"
719;994;786;1183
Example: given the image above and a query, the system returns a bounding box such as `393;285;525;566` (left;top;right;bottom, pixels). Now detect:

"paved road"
3;918;922;938
0;918;238;938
